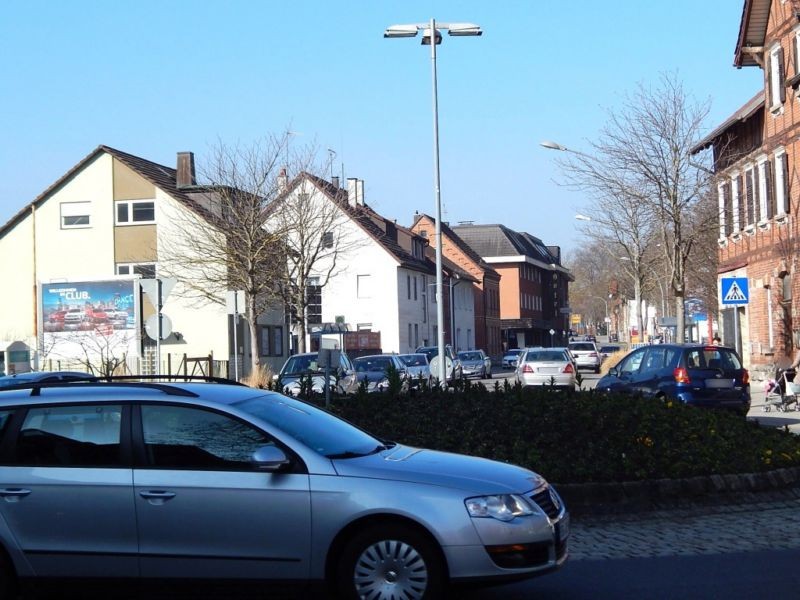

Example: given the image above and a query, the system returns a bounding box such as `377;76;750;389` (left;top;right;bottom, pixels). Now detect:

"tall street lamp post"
384;19;482;385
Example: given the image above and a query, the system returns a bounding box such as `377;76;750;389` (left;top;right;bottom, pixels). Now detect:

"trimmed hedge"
303;380;800;484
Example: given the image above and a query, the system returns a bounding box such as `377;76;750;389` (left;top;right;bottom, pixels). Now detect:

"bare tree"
159;134;302;374
45;328;135;376
553;74;718;342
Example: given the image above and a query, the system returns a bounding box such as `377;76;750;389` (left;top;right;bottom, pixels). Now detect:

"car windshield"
458;352;482;361
399;354;426;367
353;356;393;373
416;347;438;362
505;349;522;356
233;392;384;458
281;354;322;376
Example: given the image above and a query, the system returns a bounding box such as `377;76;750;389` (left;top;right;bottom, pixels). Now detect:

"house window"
116;200;155;225
769;44;786;111
414;277;418;301
273;326;283;356
259;326;271;356
357;274;372;299
306;277;322;325
414;323;419;347
116;263;156;278
357;323;372;331
321;231;334;249
407;275;411;299
422;276;427;323
60;202;91;229
408;323;413;349
782;273;793;303
775;149;789;215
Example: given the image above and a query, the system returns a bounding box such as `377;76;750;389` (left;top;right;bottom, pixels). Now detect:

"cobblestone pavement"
570;496;800;560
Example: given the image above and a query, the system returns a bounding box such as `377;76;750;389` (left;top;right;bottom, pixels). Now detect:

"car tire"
335;523;446;600
0;549;17;600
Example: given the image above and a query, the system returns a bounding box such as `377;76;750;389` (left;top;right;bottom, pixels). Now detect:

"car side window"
642;347;666;372
618;349;645;375
141;405;274;470
14;405;123;467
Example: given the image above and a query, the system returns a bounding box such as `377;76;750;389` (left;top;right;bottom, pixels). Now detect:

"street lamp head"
540;140;568;152
384;24;420;38
445;23;483;36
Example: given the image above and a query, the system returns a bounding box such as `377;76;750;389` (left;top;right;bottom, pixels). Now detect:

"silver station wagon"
0;378;568;598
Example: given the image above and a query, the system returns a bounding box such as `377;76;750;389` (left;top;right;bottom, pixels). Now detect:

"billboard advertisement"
39;279;140;368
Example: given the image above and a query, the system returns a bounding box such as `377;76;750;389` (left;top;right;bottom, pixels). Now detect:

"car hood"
332;444;543;495
460;359;483;368
354;371;388;383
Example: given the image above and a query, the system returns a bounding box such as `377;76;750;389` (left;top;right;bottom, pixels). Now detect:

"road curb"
555;466;800;515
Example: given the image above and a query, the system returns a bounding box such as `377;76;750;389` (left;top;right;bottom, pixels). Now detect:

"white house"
273;173;476;354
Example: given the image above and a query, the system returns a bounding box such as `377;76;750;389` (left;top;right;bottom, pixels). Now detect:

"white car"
567;341;602;373
515;347;577;391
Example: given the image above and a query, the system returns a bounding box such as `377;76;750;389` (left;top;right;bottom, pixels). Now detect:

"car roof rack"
2;374;244;398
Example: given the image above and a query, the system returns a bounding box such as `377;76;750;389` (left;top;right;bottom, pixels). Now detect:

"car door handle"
139;490;177;505
0;488;31;502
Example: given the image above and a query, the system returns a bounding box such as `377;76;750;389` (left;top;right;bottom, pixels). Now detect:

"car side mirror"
251;445;290;472
608;366;619;377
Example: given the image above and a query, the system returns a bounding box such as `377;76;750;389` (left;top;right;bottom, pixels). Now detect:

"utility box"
0;341;32;376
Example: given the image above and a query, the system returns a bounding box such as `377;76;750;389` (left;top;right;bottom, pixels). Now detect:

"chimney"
356;179;365;206
331;176;339;189
347;178;358;207
278;167;288;192
176;152;196;188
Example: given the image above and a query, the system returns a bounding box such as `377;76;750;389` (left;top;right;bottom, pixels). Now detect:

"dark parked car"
352;354;409;393
598;345;622;361
596;343;750;414
0;371;95;389
275;352;358;395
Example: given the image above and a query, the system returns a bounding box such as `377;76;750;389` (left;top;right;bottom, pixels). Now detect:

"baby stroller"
764;367;800;412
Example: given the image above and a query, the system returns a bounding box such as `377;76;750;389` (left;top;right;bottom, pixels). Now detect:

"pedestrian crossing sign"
720;277;749;305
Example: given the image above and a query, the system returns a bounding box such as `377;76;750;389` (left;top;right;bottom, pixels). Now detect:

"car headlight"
465;494;533;522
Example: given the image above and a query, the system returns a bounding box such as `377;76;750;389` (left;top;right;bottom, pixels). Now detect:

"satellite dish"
145;314;173;341
429;354;453;379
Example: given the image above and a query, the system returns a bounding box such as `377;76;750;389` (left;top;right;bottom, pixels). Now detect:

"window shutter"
745;170;754;224
767;59;773;107
724;183;733;235
738;174;746;227
795;35;799;78
753;166;761;222
779;46;787;103
784;152;791;213
766;159;775;219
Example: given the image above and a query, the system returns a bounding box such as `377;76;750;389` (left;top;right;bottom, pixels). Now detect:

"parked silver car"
415;345;463;385
457;350;492;379
515;347;577;391
0;379;569;598
397;353;432;387
502;348;524;368
568;341;602;373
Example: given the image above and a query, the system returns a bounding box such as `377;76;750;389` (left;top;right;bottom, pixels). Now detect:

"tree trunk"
247;294;260;376
675;292;686;344
633;278;644;344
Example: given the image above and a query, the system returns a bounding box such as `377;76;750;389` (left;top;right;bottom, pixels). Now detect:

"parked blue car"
596;343;750;415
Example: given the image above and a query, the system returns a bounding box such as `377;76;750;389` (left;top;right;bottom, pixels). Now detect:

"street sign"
144;313;173;340
559;307;571;314
720;277;749;305
226;290;246;315
140;278;176;308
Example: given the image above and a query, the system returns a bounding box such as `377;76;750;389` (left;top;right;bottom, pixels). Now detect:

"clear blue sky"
0;1;761;255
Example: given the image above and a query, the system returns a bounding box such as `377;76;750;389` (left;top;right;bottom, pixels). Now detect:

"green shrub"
311;384;800;484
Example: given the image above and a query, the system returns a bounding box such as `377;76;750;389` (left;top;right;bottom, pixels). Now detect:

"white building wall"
0;212;35;343
453;281;475;351
156;191;231;366
397;269;430;353
35;154;117;282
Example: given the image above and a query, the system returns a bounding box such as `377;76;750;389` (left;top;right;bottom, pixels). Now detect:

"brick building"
692;0;800;373
411;214;502;359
